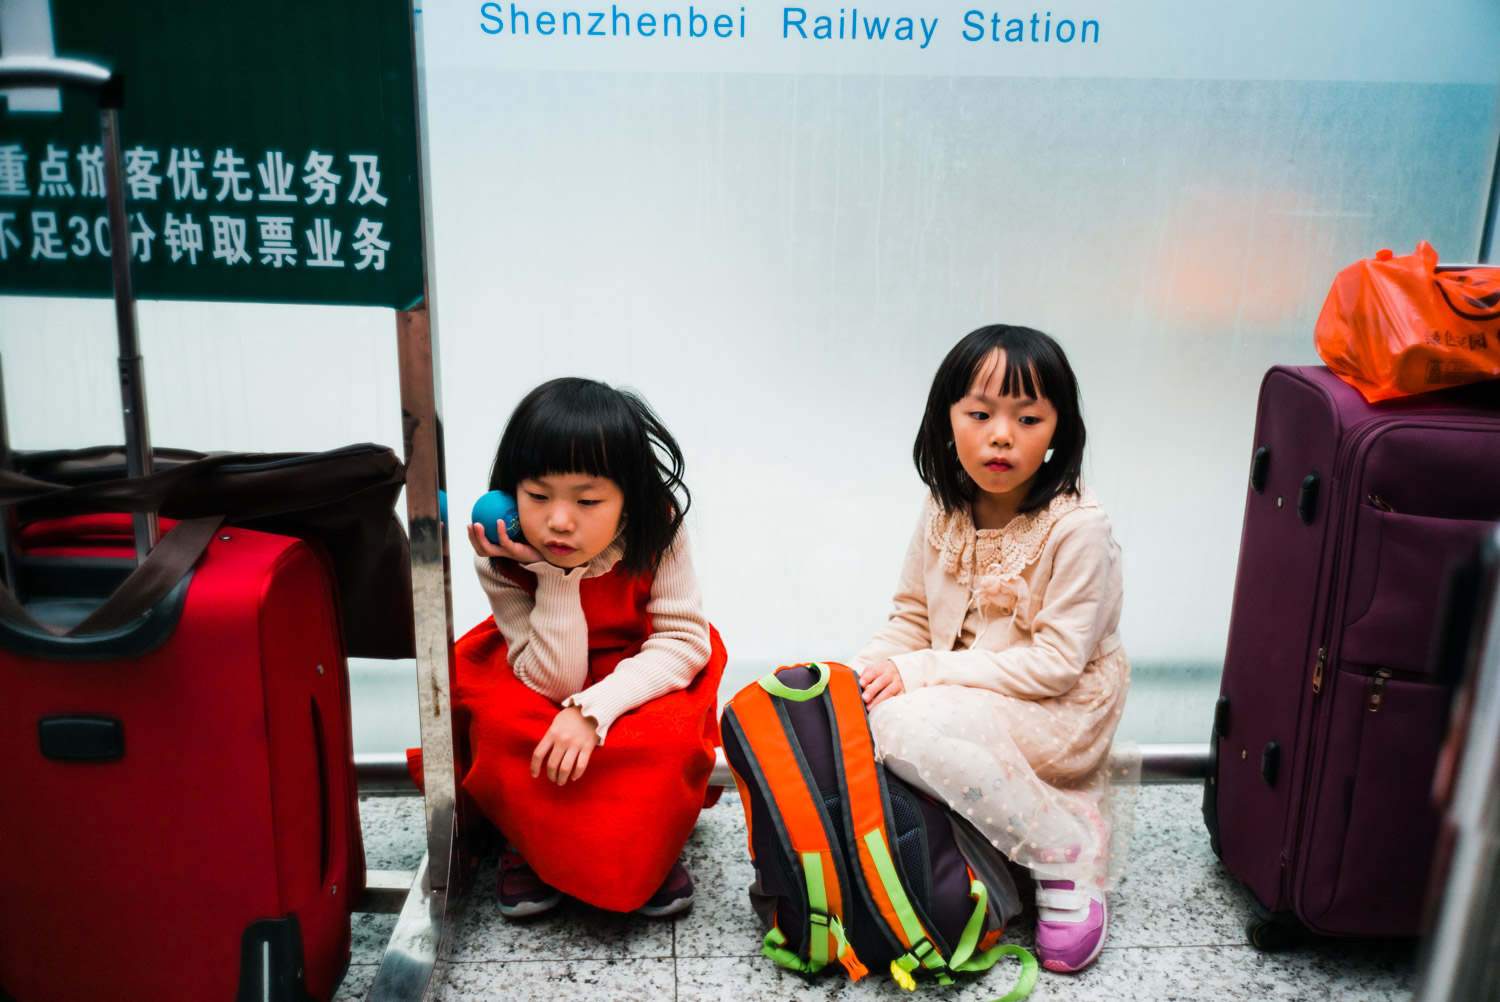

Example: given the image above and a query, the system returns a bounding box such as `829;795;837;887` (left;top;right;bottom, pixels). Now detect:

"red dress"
451;560;726;912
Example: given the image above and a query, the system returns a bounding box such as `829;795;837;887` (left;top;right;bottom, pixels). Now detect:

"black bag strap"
0;444;403;517
0;514;223;637
0;443;415;659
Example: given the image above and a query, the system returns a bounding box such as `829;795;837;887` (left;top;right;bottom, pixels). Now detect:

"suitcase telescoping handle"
0;57;158;564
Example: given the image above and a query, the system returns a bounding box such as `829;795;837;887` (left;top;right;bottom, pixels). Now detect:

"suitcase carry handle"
0;56;157;563
0;514;221;641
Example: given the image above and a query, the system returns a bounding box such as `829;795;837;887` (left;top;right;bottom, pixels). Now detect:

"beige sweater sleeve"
848;509;933;670
560;529;711;742
891;510;1116;700
474;553;591;704
473;527;711;743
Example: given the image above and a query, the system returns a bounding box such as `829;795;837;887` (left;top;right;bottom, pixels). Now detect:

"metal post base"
364;852;448;1002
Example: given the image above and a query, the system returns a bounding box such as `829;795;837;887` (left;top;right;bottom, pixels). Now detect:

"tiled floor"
337;786;1416;1001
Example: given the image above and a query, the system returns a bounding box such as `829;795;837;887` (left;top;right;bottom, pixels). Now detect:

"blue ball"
472;490;523;545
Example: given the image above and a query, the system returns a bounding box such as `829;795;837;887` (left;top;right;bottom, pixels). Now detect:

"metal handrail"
354;741;1211;797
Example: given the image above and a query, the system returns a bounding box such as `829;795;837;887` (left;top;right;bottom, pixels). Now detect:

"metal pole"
0;58;157;561
0;355;18;598
396;307;462;892
1414;531;1500;1002
99;105;158;561
1481;124;1500;264
366;7;467;1000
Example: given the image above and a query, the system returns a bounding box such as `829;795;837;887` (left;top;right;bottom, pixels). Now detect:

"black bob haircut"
914;324;1086;516
489;377;689;575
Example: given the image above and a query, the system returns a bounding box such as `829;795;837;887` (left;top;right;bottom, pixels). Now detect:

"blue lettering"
864;15;889;38
639;11;656;34
612;5;629;33
562;10;580;32
1005;18;1022;40
962;10;982;40
784;7;807;38
537;9;554;31
1056;18;1074;41
919;16;936;47
480;2;504;33
1081;19;1099;42
588;11;605;34
663;11;681;34
510;3;530;32
715;13;732;35
894;17;912;40
813;14;831;38
690;5;708;35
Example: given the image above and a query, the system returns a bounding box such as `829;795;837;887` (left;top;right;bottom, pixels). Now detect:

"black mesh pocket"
887;788;933;910
823;792;847;842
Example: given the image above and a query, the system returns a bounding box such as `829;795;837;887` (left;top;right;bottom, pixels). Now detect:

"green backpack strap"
818;664;960;987
948;879;1039;999
822;664;1038;999
722;666;869;980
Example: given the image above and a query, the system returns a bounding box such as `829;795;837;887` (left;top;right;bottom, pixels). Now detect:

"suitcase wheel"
1245;913;1296;952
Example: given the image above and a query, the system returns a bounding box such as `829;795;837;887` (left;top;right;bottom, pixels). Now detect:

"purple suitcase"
1204;365;1500;946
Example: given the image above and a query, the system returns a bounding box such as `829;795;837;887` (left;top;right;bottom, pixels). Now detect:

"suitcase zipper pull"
1367;494;1395;512
1368;669;1391;712
1312;647;1326;693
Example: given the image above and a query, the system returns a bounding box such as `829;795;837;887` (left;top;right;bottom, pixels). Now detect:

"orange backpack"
721;662;1036;999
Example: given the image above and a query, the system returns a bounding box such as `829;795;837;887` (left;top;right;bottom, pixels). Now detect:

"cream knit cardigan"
850;489;1124;699
474;526;711;742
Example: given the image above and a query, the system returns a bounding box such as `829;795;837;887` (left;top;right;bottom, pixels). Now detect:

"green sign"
0;0;424;309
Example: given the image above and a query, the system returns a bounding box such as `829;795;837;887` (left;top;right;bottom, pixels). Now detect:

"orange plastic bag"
1314;241;1500;402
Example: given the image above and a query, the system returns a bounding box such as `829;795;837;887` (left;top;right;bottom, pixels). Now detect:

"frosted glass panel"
2;14;1497;747
422;71;1499;673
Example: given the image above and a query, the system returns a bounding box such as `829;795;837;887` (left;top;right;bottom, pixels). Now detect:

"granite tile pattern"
433;959;677;1000
1105;784;1247;948
440;857;674;962
676;945;1414;1002
332;963;376;1002
674;795;766;959
350;911;399;967
343;785;1418;1001
355;794;428;873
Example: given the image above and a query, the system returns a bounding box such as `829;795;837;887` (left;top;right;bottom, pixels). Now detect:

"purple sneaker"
496;846;561;919
635;860;695;918
1034;880;1107;972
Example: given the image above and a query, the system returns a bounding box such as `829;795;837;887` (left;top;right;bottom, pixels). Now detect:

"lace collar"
927;487;1098;586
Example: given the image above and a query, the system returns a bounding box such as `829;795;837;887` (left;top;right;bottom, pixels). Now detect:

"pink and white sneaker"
1034;879;1107;972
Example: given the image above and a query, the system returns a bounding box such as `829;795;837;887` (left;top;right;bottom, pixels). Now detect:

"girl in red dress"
457;377;725;918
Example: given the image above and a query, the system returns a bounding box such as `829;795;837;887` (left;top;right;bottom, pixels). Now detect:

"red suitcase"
0;58;365;1001
1203;365;1500;946
0;514;365;1001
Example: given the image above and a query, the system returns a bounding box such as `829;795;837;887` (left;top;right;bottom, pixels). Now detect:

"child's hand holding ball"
468;490;539;561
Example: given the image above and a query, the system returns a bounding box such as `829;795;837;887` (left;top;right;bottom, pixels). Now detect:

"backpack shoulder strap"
823;664;1040;999
821;663;956;986
722;663;868;980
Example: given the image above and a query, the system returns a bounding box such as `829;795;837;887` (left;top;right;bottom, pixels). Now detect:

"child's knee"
868;688;945;747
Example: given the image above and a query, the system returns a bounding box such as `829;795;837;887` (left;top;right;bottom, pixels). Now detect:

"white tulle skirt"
868;645;1133;890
